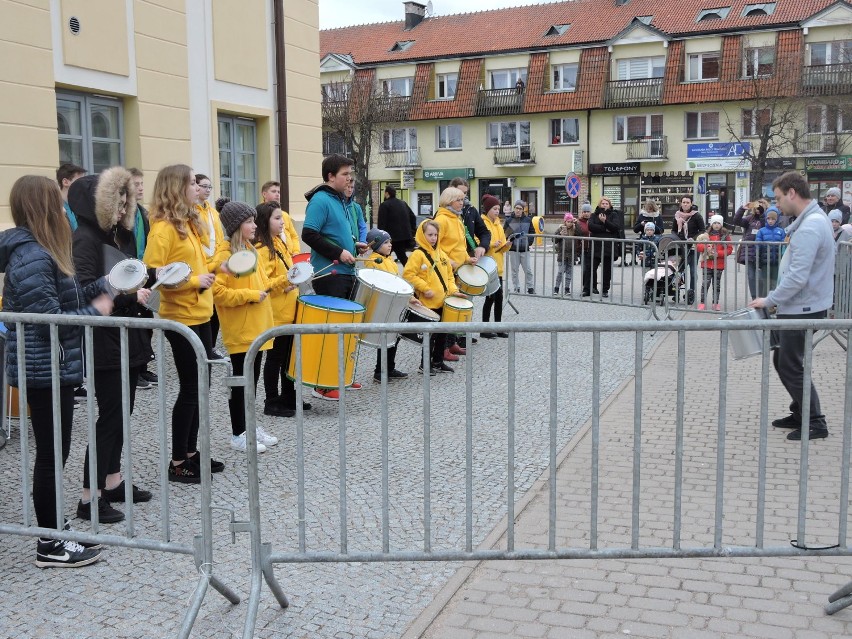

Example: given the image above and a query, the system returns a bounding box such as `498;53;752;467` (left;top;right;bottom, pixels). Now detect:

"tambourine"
157;261;193;289
108;258;148;294
287;262;314;295
227;249;258;277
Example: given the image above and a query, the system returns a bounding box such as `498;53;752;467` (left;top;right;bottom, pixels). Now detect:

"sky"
319;0;557;30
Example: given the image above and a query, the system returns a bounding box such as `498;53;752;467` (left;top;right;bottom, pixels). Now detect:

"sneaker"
435;362;454;373
443;349;459;362
448;344;466;356
553;289;560;296
264;400;295;417
712;304;721;311
74;385;87;399
581;291;591;297
418;365;437;376
63;520;103;550
697;303;706;310
772;414;802;429
256;425;278;447
593;288;600;295
346;382;363;391
373;369;408;381
527;288;535;294
168;460;201;484
480;332;498;339
496;332;510;338
76;498;125;524
36;538;101;569
136;378;154;390
184;454;224;473
230;432;267;453
601;291;609;298
312;388;340;401
101;481;152;503
787;427;829;441
208;350;228;361
139;370;158;385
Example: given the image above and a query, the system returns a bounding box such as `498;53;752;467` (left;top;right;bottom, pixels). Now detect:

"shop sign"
805;156;852;172
402;170;415;188
765;158;796;170
589;162;640;175
686;142;751;159
422;168;475;181
686;157;752;171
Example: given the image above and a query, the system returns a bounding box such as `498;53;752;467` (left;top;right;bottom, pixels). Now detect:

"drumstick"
310;269;338;282
312;260;339;276
354;256;384;264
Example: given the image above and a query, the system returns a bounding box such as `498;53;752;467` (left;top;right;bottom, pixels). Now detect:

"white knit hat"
709;214;724;226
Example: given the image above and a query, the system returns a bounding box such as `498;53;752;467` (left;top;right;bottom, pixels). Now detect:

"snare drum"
287;262;314;295
351;269;414;348
721;307;769;360
227;250;258;277
399;303;440;344
287;295;365;389
456;264;489;296
476;256;500;296
442;297;474;323
292;252;311;264
108;258;148;294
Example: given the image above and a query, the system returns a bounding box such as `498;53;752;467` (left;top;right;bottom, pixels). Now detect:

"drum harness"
414;247;448;294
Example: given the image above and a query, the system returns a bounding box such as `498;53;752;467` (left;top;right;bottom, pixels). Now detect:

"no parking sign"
565;172;582;198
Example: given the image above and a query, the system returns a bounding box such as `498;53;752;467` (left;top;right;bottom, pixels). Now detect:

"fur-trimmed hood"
68;167;136;233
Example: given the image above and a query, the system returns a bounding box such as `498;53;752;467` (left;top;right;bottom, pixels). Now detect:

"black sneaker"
435;362;454;373
264;401;295;417
496;332;509;338
76;498;125;524
185;453;224;474
74;385;87;399
168;460;201;484
101;481;152;503
527;288;535;294
139;370;158;385
602;291;609;298
36;538;101;568
787;427;829;441
481;332;498;339
136;378;154;390
64;521;102;549
418;365;437;376
772;414;802;429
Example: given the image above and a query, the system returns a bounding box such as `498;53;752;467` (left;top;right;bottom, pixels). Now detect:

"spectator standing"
695;215;733;311
57;163;87;231
586;198;623;298
552;213;580;296
504;200;535;294
819;186;851;225
754;208;786;290
377;185;416;267
671;194;705;303
734;200;767;298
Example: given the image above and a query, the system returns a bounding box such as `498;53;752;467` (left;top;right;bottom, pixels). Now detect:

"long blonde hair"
149;164;208;240
9;175;75;276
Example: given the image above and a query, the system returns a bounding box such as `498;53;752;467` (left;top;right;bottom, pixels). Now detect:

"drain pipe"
273;0;290;205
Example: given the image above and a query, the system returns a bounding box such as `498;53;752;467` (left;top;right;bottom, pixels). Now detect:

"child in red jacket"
696;214;733;311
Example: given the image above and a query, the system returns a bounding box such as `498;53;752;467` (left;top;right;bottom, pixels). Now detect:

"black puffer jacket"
588;207;623;257
70;169;154;371
0;228;105;388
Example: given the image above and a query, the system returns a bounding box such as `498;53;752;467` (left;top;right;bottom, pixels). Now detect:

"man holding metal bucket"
750;172;835;442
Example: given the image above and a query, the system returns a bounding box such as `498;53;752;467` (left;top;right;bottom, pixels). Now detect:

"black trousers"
82;365;142;489
582;252;612;293
165;322;212;461
264;334;297;406
482;277;503;322
228;352;263;437
772;311;828;429
374;342;398;373
313;273;355;299
28;385;75;529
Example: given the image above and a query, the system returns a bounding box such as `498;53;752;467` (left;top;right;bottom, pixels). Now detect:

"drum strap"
462;221;477;252
274;248;292;270
415;247;448;293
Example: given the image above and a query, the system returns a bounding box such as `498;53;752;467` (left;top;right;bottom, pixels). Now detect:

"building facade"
0;0;322;226
320;0;852;229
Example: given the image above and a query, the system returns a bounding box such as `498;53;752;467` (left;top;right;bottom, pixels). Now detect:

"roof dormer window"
637;16;653;25
544;24;570;36
742;3;776;17
390;40;415;52
696;7;731;22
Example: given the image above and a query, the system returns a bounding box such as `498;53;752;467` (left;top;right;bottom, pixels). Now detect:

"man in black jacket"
820;187;851;224
448;177;490;260
377;185;416;266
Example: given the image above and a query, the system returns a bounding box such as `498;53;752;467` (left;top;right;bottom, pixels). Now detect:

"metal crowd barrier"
836;241;852;321
237;316;852;637
0;312;239;639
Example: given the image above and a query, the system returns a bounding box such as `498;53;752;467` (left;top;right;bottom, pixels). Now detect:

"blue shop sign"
686;142;751;159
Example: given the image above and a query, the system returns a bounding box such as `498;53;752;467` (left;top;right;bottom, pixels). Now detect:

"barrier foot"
193;534;241;605
261;542;289;608
826;594;852;615
210;574;242;605
178;574;210;639
829;579;852;604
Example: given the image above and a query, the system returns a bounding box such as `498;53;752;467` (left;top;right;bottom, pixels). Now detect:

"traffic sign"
565;173;582;198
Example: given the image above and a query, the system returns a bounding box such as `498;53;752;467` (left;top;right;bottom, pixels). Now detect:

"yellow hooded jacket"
143;221;214;326
212;243;274;355
281;210;301;255
363;254;399;276
402;221;458;310
255;236;298;324
433;206;469;269
480;214;510;277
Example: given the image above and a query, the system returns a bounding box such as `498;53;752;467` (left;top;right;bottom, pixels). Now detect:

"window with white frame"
806;104;852;133
809;41;852;66
614;114;663;141
687;51;720;81
436;124;462;150
743;46;774;78
381;127;417;152
550;118;580;144
685;111;719;139
742;108;771;137
380;77;413;96
218;115;257;203
551;63;578;91
321;83;349;103
489;68;528;90
616;56;665;80
487;121;531;148
437;73;458;99
57;92;124;174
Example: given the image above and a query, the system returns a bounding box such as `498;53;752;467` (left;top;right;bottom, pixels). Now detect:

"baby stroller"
642;246;687;305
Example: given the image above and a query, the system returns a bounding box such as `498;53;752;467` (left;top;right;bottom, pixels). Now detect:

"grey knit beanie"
216;197;256;236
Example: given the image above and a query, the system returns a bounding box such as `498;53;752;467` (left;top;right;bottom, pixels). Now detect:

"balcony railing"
382;147;421;168
802;63;852;96
493;144;536;166
626;136;668;160
373;95;412;123
475;88;525;117
604;77;663;108
793;131;839;155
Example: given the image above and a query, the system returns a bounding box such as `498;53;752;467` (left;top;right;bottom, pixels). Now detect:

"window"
551;63;578;91
389;40;414;52
742;3;775;17
322;131;349;156
743;46;774;78
616;56;665;80
615;114;663;142
806;104;852;133
810;41;852;66
437;73;458;99
436;124;462;150
487;121;531;148
321;83;349;103
550;118;580;145
489;68;528;90
380;77;412;96
687;52;720;81
685;111;719;139
57;92;123;174
381;127;417;152
218;115;257;202
696;7;731;21
742;108;771;137
544;24;570;36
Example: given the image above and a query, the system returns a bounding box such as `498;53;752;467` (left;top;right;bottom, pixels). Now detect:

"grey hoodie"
764;199;834;314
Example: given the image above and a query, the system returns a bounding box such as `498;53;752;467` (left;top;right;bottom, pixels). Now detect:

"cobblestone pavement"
0;295;660;638
411;323;852;639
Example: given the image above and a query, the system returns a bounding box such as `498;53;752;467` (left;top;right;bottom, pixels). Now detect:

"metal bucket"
721;307;768;360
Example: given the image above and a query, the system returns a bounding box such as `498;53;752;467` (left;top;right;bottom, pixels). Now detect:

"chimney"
404;2;426;30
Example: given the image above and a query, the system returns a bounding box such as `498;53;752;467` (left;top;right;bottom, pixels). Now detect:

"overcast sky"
319;0;554;30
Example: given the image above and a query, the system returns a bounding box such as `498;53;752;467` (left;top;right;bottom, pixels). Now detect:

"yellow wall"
60;0;129;76
804;24;852;43
212;0;268;90
683;36;723;54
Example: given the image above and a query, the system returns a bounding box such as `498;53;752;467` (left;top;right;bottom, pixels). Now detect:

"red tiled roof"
320;0;837;66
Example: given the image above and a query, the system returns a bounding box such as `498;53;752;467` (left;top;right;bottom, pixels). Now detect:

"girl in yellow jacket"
402;220;466;374
212;198;276;453
254;201;307;419
143;165;220;483
195;174;230;356
478;194;511;338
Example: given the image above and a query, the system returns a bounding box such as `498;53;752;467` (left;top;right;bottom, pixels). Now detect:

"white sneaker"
255;425;278;447
230;432;267;453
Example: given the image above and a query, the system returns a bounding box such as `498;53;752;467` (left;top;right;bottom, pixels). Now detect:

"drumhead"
357;268;413;294
457;264;489;286
292;252;311;264
228;249;257;274
406;303;440;321
108;259;147;292
288;262;313;284
158;261;192;286
476;256;497;273
444;297;474;310
299;294;365;313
